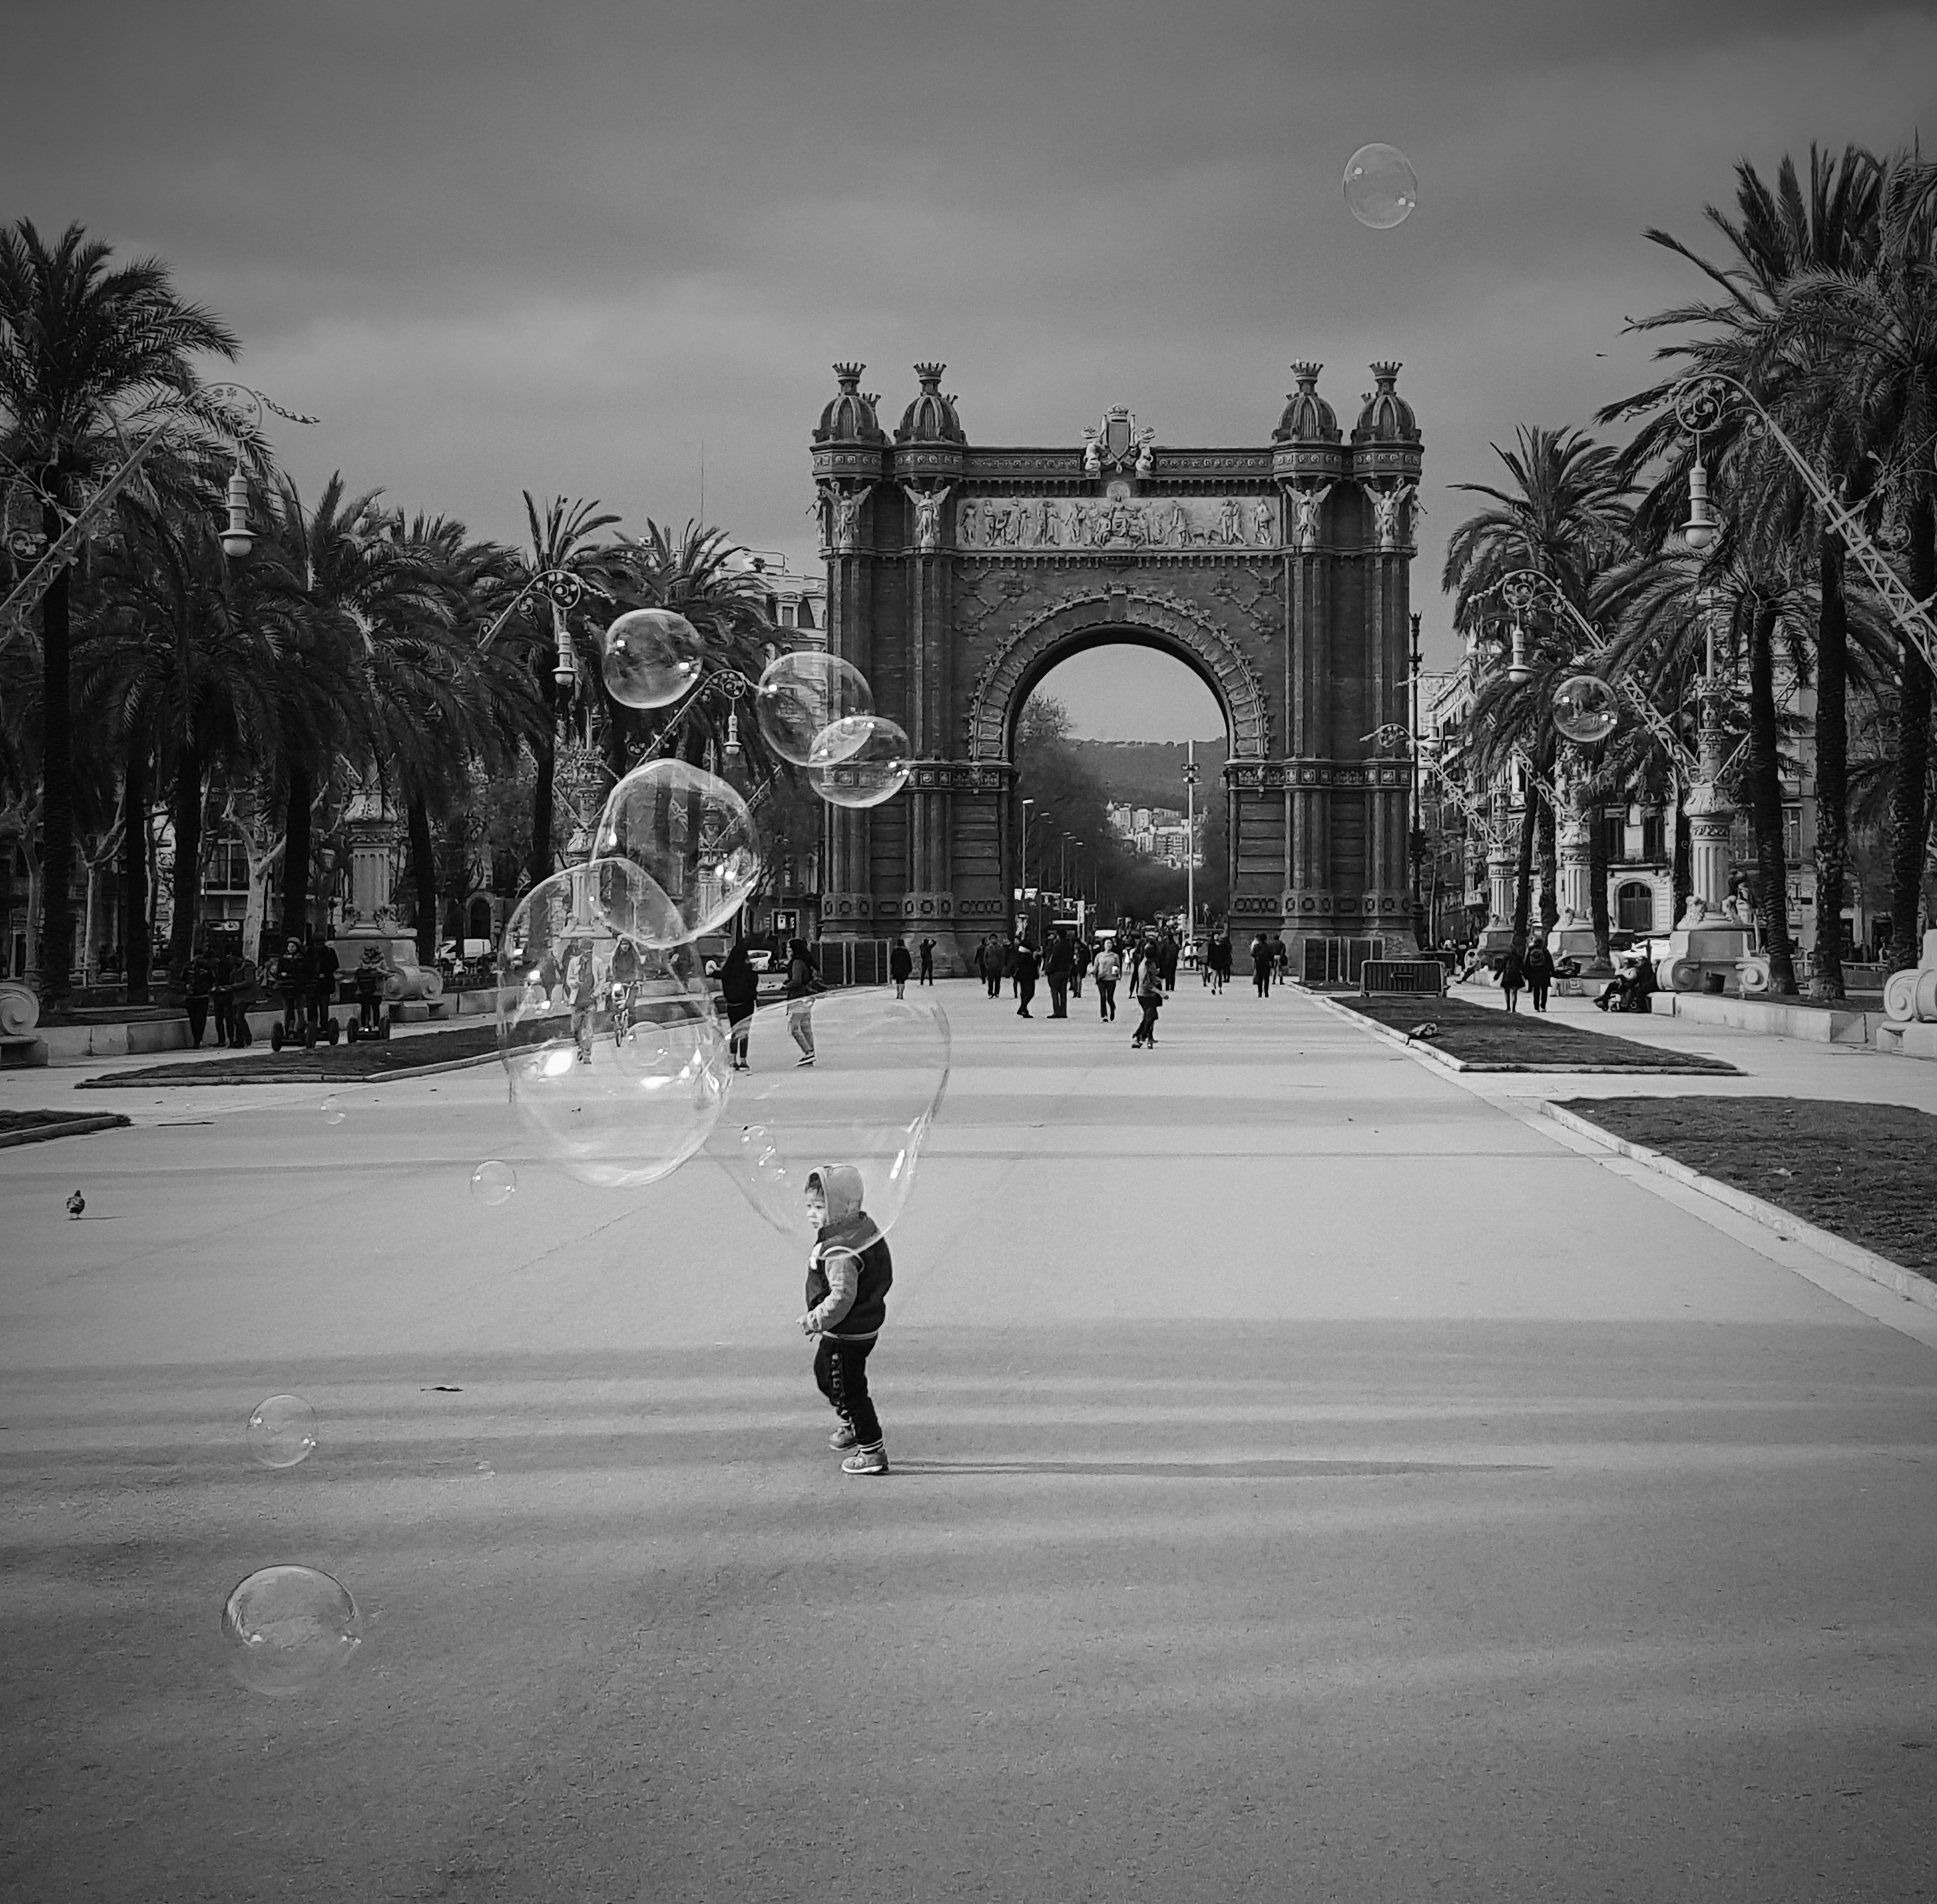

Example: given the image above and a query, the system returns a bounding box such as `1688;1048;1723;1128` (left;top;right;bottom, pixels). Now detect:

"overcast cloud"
7;0;1933;736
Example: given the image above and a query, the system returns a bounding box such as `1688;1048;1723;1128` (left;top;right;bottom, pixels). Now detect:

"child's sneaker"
828;1421;858;1451
841;1442;888;1476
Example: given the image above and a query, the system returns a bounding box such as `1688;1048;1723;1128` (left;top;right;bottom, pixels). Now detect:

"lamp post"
203;384;320;561
1019;797;1033;939
1407;613;1425;947
1181;743;1200;937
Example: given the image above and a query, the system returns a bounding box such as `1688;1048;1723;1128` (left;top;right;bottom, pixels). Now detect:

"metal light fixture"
1505;621;1532;685
221;464;254;560
1681;461;1718;553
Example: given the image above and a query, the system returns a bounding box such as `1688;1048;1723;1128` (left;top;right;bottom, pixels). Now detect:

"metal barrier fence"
1300;936;1387;985
1359;959;1447;997
815;939;894;988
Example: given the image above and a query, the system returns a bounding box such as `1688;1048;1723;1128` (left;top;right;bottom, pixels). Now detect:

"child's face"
805;1186;827;1229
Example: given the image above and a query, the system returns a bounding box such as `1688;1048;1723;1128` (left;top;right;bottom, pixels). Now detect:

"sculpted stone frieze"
958;492;1279;552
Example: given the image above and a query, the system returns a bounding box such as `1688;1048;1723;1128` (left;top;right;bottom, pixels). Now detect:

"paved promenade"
3;981;1934;1902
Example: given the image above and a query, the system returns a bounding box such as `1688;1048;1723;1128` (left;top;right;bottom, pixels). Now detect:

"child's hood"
809;1163;879;1251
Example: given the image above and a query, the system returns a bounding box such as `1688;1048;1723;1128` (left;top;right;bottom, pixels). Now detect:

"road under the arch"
2;983;1933;1902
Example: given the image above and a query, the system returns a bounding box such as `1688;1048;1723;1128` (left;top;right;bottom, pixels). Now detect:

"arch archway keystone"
810;364;1422;968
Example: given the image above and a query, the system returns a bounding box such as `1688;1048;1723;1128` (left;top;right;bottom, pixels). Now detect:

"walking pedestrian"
1044;930;1072;1018
798;1164;894;1477
567;939;600;1061
785;936;823;1065
1003;937;1020;999
1523;934;1555;1013
209;949;237;1048
1251;933;1273;998
988;936;1007;999
918;938;935;985
1071;935;1090;999
720;940;759;1070
1013;938;1039;1018
1130;960;1164;1048
1093;940;1120;1020
184;946;213;1048
972;937;987;989
889;936;913;999
1160;932;1178;993
1271;936;1289;987
1499;946;1526;1013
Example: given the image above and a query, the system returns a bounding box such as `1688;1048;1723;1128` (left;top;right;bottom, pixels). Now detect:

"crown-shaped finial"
913;362;947;386
1370;361;1402;382
833;362;865;386
1290;361;1324;384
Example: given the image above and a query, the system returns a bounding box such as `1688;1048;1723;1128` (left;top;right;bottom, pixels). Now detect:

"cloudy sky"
8;0;1932;738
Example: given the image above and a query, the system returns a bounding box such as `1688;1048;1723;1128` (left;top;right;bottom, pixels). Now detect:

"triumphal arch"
809;359;1422;970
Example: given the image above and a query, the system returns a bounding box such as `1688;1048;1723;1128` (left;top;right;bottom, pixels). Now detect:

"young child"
797;1164;894;1476
1130;962;1164;1048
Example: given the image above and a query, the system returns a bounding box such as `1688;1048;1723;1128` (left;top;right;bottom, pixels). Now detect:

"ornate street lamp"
203;384;320;561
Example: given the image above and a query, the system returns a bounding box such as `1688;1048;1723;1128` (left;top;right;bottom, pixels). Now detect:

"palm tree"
1599;145;1888;992
1443;426;1636;957
0;220;240;1005
1767;152;1937;970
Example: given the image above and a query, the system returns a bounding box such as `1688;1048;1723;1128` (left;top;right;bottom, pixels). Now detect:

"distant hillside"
1064;737;1228;811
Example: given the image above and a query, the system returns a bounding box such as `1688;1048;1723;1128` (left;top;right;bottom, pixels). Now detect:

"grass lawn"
1557;1095;1937;1276
75;1022;501;1089
1340;994;1738;1074
0;1109;131;1143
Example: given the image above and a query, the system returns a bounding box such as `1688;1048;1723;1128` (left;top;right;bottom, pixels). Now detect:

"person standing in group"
1207;928;1229;994
1499;945;1526;1013
184;944;214;1048
567;939;600;1062
1130;958;1164;1048
1162;933;1179;993
988;936;1006;999
273;938;307;1043
1271;936;1289;987
785;936;822;1065
1004;936;1020;998
355;944;385;1032
1044;929;1072;1018
798;1164;894;1477
918;938;935;986
1093;939;1120;1021
719;939;760;1071
1522;934;1555;1013
1070;935;1090;1000
889;936;912;1000
1013;937;1039;1018
308;932;340;1040
1251;932;1273;998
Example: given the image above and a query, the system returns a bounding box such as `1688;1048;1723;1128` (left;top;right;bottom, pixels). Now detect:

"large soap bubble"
1552;674;1621;745
1343;144;1418;229
595;758;763;947
602;608;704;709
497;860;730;1188
808;715;912;810
221;1565;362;1696
755;652;873;766
712;991;949;1244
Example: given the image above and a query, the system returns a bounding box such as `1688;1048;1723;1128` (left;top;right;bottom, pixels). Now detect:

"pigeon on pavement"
66;1190;85;1219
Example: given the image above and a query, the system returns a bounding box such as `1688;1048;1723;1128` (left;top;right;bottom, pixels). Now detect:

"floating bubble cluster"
808;715;913;810
596;759;763;946
496;862;731;1189
247;1394;318;1469
1343;144;1418;228
470;1159;518;1206
755;652;874;766
713;992;950;1243
602;607;704;710
222;1565;362;1696
1552;674;1622;745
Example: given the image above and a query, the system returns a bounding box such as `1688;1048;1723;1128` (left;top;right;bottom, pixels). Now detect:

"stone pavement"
2;980;1934;1902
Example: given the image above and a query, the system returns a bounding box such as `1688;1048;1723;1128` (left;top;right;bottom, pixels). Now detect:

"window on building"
778;602;796;626
204;839;249;893
1783;804;1802;865
1642;812;1665;862
1616;881;1655;933
1603;813;1625;863
795;598;815;630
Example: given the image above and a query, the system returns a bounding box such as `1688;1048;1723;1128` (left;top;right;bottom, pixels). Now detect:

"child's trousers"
814;1337;881;1446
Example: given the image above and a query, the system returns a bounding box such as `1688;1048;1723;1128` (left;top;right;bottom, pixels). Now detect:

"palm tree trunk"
1536;795;1558;934
1746;603;1797;994
1886;494;1934;971
1510;787;1538;953
1673;790;1692;922
407;794;438;967
282;762;313;944
1587;792;1612;965
38;530;75;1006
1811;531;1848;999
167;745;204;986
529;729;556;893
122;735;150;1003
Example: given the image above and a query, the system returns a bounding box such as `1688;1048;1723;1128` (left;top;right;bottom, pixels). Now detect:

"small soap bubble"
601;608;704;709
221;1565;361;1696
320;1096;345;1125
1552;674;1622;744
809;714;912;810
1343;143;1418;228
755;652;874;766
470;1159;518;1206
247;1394;318;1469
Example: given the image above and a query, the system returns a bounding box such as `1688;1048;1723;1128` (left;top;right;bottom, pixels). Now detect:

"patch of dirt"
74;1023;501;1088
1340;995;1738;1074
1558;1095;1937;1275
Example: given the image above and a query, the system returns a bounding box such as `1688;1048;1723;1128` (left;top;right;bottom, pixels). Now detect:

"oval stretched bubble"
1552;674;1621;745
221;1565;361;1697
755;652;873;766
1343;143;1418;229
601;607;704;710
496;860;730;1188
710;990;949;1244
808;715;912;810
595;758;762;947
